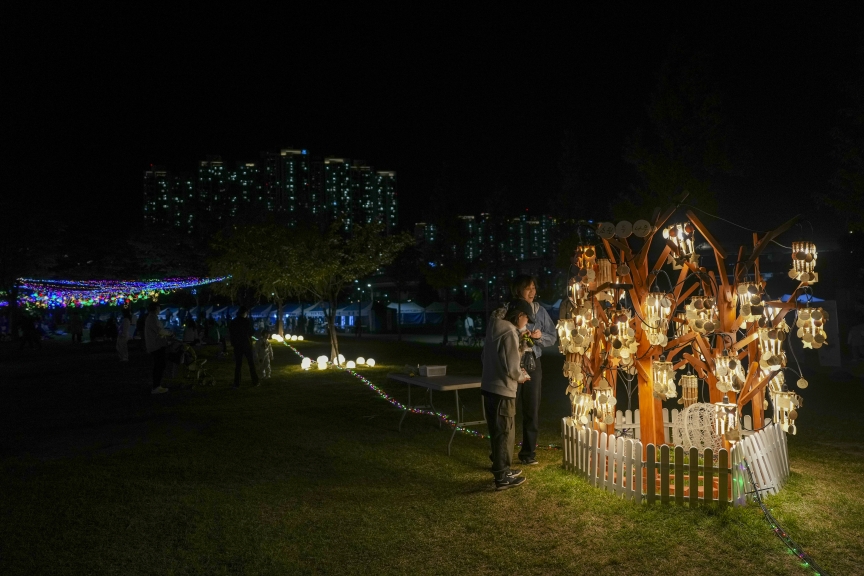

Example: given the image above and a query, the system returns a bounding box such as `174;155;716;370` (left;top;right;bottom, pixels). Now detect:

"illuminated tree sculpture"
560;193;823;449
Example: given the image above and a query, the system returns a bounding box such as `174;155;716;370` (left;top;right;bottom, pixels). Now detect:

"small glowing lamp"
736;282;764;325
772;390;801;435
300;358;312;370
714;352;745;394
652;360;677;399
662;223;697;268
685;295;718;335
570;392;593;429
316;355;328;364
595;259;614;300
291;335;298;341
271;334;284;343
796;308;828;349
673;311;690;339
643;292;671;346
606;308;637;369
337;354;346;365
297;336;304;341
680;374;699;408
592;375;617;431
757;319;788;371
346;360;356;369
357;357;366;365
789;242;818;282
713;395;740;444
366;358;376;367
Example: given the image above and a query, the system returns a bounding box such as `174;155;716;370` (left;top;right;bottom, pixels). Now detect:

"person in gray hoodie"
481;299;533;490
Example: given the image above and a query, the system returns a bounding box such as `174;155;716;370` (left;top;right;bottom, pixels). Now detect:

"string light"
16;276;228;308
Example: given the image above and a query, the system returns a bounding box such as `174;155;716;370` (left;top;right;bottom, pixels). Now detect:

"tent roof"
467;300;488;312
425;301;466;313
387;301;426;313
336;302;373;315
551;299;563;309
781;294;825;303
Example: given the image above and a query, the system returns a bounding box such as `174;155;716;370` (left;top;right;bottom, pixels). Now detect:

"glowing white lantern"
366;358;375;367
271;334;284;343
290;335;298;341
757;320;788;371
595;259;614;301
736;282;763;325
571;245;597;292
714;352;745;394
346;360;356;369
300;357;312;370
680;374;698;408
685;295;718;335
789;242;818;282
317;361;327;370
297;336;304;341
357;357;366;365
652;360;677;400
316;355;328;364
796;308;828;349
662;222;697;268
337;354;346;365
643;292;671;346
673;311;690;339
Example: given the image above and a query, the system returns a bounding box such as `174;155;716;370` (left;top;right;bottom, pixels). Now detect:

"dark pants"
483;391;516;482
517;358;542;461
151;347;167;389
233;346;258;387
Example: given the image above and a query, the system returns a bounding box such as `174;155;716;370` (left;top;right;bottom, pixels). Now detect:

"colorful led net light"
16;276;228;308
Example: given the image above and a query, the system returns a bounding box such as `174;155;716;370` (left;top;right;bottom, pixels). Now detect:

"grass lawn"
1;336;862;575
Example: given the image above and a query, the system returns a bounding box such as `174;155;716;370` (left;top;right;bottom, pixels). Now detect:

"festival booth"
548;299;563;322
249;304;273;319
386;301;426;325
334;302;373;329
556;201;823;507
423;301;466;325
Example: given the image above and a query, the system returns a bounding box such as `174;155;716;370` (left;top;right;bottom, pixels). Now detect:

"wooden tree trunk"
442;288;450;346
328;293;340;363
276;300;284;337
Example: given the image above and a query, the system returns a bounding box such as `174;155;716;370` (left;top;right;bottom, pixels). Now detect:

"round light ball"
357;357;366;365
316;355;328;364
337;354;346;365
366;358;376;367
271;334;284;343
290;335;298;341
300;358;312;370
297;336;304;341
317;361;327;370
346;360;356;369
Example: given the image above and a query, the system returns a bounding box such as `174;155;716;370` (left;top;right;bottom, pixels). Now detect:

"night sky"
7;5;863;241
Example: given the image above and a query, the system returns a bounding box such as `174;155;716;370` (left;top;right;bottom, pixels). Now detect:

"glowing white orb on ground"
271;334;284;343
317;361;327;370
366;358;376;367
290;335;298;341
346;360;356;368
357;357;366;365
316;355;328;364
297;336;304;341
300;358;311;370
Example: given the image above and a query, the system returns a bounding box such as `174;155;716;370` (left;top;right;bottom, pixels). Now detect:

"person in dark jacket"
481;299;532;491
228;306;259;388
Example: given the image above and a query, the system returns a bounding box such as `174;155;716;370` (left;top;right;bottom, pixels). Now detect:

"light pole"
367;283;372;334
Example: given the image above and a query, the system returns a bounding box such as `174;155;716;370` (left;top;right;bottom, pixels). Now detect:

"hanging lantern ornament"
714;352;745;394
797;307;828;349
673;310;691;339
563;359;588;392
568;391;594;430
643;292;672;346
662;222;697;268
595;259;614;301
685;295;718;335
789;242;818;283
652;359;677;400
592;374;617;431
757;315;789;371
606;308;637;370
714;395;741;444
772;390;802;435
736;282;764;325
679;374;699;408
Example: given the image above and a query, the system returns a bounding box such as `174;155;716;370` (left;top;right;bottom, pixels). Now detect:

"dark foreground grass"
1;337;862;575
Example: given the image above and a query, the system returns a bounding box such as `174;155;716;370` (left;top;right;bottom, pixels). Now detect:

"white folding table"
387;373;486;455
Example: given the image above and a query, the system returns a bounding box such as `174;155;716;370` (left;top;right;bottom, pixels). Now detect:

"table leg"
398;382;411;432
448;389;462;456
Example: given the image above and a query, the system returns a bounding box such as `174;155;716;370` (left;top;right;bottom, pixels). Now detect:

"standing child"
255;330;273;379
481;299;533;491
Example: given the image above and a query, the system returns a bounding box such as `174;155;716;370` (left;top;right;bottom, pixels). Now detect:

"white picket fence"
613;408;769;444
562;419;790;506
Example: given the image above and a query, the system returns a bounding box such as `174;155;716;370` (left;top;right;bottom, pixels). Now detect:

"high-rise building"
457;215;479;261
143;165;171;226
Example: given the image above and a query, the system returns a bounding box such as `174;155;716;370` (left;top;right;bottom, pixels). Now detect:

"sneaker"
520;458;539;466
495;475;527;491
151;386;169;395
507;469;523;478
